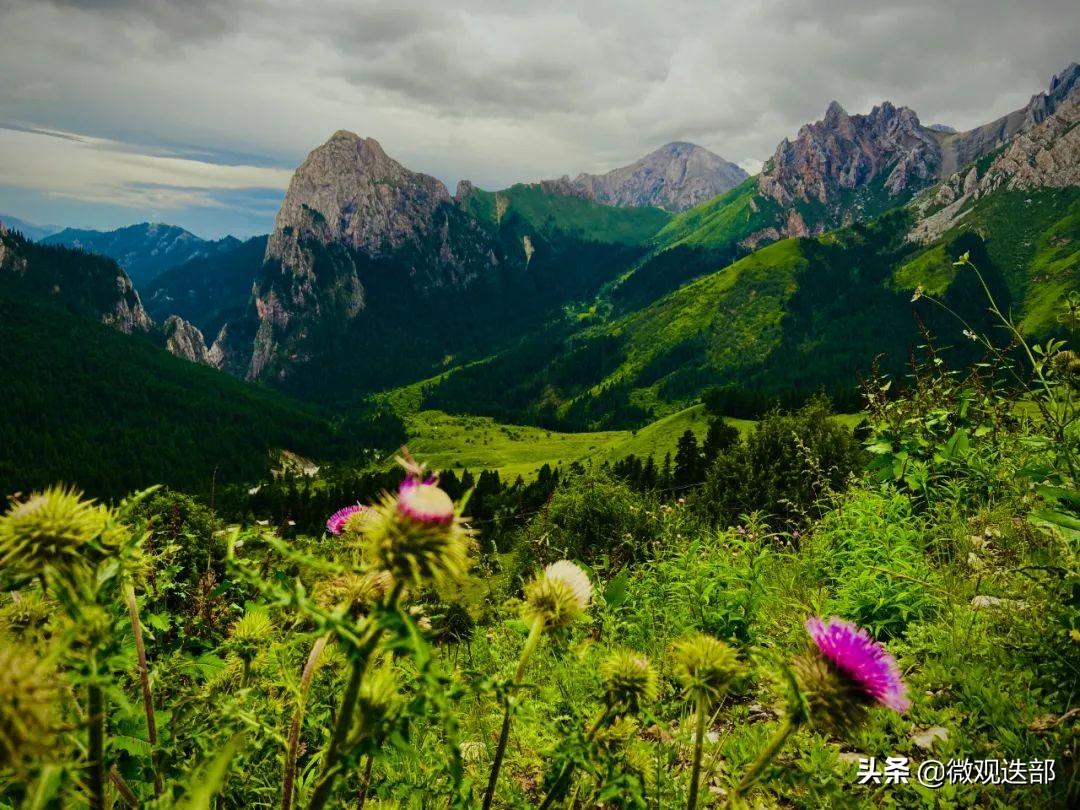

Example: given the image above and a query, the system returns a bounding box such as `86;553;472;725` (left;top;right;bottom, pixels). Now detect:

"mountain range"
43;222;241;289
1;61;1077;490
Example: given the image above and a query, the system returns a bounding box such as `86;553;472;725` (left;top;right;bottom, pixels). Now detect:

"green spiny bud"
0;638;56;773
672;633;744;708
523;560;592;629
600;649;658;715
790;653;870;737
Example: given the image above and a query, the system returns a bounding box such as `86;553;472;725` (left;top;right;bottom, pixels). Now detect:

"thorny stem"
481;613;546;810
357;754;374;809
109;765;139;808
282;633;330;810
124;581;162;797
728;717;795;805
686;696;707;810
87;672;106;810
307;584;402;810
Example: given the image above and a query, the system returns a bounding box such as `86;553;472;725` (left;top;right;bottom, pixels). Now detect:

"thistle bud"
600;650;658;715
356;479;473;590
229;610;275;663
326;504;368;536
353;664;402;746
0;486;115;581
314;571;392;617
0;639;56;773
523;560;592;629
672;633;744;707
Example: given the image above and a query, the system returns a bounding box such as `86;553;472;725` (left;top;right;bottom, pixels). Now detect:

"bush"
694;397;864;530
515;468;664;575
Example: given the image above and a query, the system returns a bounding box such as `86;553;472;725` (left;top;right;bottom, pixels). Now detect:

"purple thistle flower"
397;477;454;525
326;504;367;535
805;617;910;712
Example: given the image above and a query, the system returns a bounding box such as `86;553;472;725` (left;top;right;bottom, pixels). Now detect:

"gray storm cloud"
0;0;1076;236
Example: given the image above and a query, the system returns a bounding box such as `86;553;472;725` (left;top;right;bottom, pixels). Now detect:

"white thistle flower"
543;560;592;612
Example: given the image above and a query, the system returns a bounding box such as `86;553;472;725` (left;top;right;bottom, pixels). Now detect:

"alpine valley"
1;62;1078;494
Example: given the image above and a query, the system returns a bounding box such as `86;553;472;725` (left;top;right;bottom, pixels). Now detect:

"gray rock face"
937;63;1080;176
266;131;451;271
758;100;942;209
557;142;748;211
104;272;153;334
910;97;1080;243
163;315;212;365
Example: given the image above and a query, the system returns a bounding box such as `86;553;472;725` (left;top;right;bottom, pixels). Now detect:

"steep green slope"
653;178;778;250
461;184;670;244
0;293;402;499
420;210;1012;428
896;188;1080;335
145;235;266;337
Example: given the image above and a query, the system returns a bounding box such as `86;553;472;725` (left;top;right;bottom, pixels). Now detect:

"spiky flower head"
0;591;55;638
229;610;275;663
523;560;592;628
354;475;473;590
796;617;909;734
0;638;56;773
326;504;368;536
805;617;908;710
672;633;744;707
600;650;658;715
314;571;392;617
0;486;122;582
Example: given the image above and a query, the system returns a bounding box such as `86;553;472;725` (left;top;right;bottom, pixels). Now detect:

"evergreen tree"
703;417;740;464
674;429;704;488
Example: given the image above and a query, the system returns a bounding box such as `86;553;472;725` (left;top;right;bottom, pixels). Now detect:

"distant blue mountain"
0;213;63;242
43;222;241;289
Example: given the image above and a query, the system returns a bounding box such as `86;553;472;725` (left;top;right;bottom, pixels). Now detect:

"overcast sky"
0;0;1076;239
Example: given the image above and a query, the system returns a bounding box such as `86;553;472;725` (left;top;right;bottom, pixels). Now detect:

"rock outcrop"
163;315;213;365
758;100;942;211
1;224;151;333
910;97;1080;243
937;63;1080;176
549;142;748;212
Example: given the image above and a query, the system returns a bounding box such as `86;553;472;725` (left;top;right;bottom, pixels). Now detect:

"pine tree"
703;417;740;464
674;429;704;488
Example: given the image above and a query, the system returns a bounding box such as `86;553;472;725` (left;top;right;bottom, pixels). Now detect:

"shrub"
694;397;864;530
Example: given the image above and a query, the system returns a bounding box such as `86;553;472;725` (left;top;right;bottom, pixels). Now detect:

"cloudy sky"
0;0;1076;239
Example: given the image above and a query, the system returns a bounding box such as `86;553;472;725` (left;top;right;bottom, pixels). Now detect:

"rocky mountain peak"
758;99;941;212
265;130;451;271
562;141;748;212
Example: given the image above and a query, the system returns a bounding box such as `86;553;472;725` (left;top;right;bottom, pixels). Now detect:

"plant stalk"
686;696;707;810
87;677;106;810
124;581;162;797
481;614;546;810
282;633;330;810
728;717;795;805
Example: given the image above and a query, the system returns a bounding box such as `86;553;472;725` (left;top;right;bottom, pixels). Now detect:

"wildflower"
326;504;367;536
672;633;744;707
314;571;392;617
357;472;473;589
795;617;909;735
397;478;454;525
600;649;658;715
0;486;118;581
523;560;592;628
0;638;56;773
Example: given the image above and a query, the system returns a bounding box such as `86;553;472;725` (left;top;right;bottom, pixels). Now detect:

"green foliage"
695;397;864;529
0;293;404;499
462;183;670;245
516;468;664;571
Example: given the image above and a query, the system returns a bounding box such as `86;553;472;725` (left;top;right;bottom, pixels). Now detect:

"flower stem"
728;718;794;804
537;705;615;809
282;634;330;810
124;582;162;797
87;677;106;810
481;614;545;810
357;754;374;809
686;696;707;810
